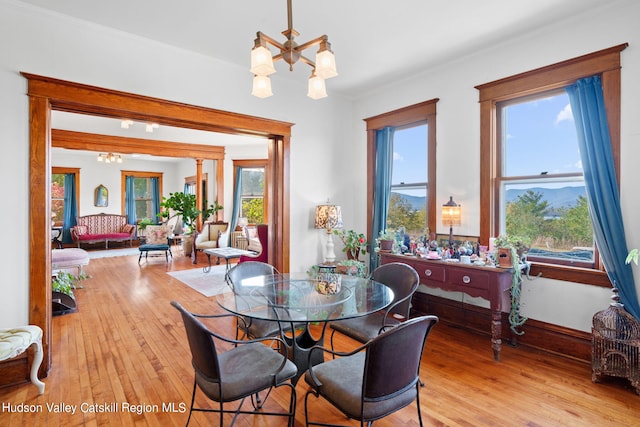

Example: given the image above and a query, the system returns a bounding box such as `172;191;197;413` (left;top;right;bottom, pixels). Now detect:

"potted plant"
493;235;531;335
137;217;155;241
158;192;201;234
335;259;368;278
333;229;368;260
375;229;396;252
52;271;88;315
493;235;530;268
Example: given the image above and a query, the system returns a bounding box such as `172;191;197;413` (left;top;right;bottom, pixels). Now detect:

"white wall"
353;0;640;331
0;0;353;327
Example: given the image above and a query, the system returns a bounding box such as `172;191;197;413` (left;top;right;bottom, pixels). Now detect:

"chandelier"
250;0;337;99
97;153;123;164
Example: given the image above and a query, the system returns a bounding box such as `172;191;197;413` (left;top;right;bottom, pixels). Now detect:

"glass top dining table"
215;272;395;324
216;272;394;383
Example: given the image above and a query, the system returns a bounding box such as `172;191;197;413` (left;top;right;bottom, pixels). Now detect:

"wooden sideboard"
380;252;514;361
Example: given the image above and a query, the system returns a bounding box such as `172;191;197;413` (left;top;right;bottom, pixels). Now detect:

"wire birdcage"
591;287;640;395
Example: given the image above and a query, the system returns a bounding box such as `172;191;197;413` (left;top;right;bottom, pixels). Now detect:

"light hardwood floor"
1;251;638;426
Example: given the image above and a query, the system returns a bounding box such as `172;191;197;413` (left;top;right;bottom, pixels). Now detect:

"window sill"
528;262;610;287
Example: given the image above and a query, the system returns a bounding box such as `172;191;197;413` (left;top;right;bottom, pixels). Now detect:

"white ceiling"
20;0;610;98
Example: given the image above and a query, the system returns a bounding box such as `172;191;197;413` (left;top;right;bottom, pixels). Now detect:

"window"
133;177;155;220
388;124;428;241
234;160;268;224
121;171;163;222
498;90;594;267
51;167;79;226
366;99;438;242
477;44;626;286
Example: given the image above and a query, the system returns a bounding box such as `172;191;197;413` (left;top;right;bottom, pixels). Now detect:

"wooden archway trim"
24;72;291;377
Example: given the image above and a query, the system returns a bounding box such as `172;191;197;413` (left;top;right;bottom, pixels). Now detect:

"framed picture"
94;184;108;207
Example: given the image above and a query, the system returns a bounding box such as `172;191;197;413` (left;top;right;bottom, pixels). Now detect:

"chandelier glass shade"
97;153;123;164
250;0;337;99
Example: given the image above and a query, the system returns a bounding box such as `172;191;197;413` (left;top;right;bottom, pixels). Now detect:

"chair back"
171;301;221;383
226;261;278;291
145;225;170;245
363;315;438;400
239;224;269;263
372;262;419;318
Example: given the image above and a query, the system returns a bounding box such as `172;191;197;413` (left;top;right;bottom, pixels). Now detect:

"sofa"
70;213;135;248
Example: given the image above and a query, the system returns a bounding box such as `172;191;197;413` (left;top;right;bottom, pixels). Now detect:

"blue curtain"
125;175;137;226
229;167;243;244
370;126;395;273
566;76;640;320
62;173;77;244
151;177;160;224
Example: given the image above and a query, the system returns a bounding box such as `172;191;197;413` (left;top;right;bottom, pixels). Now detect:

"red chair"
239;224;268;263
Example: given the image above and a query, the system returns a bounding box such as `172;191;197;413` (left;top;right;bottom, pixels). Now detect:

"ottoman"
138;243;172;264
51;248;90;276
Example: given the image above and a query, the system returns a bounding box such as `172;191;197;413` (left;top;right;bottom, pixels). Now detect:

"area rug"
87;247;140;259
167;265;230;297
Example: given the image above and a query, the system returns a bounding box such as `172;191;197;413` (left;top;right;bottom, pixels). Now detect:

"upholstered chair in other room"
138;225;172;264
170;301;297;427
238;224;268;264
329;262;420;351
304;315;439;427
193;222;229;264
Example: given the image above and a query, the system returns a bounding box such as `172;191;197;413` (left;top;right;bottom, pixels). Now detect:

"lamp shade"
442;196;461;227
250;45;276;76
307;74;328;100
314;205;342;230
315;49;338;79
252;75;273;98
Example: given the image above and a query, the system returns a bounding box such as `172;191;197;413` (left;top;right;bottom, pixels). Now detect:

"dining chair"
329;262;420;351
225;261;289;341
170;301;297;427
304;315;439;427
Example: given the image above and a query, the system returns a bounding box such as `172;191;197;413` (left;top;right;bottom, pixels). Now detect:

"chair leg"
31;339;45;394
185;380;197;426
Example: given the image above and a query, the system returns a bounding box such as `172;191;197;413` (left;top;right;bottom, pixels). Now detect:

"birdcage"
591;288;640;395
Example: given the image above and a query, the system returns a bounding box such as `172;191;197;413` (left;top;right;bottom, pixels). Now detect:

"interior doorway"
24;72;292;376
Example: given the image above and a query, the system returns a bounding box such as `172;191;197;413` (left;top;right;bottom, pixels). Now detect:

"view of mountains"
393;186;587;211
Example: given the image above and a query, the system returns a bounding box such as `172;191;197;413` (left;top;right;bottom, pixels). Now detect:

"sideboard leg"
491;310;502;361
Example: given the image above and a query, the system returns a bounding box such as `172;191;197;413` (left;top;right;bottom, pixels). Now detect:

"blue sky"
391;92;581;196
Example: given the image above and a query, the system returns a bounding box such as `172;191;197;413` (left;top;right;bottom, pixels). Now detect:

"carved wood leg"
491;309;502;361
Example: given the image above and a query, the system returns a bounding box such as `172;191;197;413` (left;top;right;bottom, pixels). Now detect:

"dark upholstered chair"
238;224;268;264
225;261;287;340
329;262;420;351
170;301;297;427
304;315;439;427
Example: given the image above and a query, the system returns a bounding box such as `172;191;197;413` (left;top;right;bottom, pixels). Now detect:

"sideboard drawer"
418;263;446;284
448;267;489;291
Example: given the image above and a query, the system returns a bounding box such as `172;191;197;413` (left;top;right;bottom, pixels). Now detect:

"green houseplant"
158;192;201;234
375;228;396;252
336;259;368;278
52;271;89;315
493;235;531;335
333;229;368;260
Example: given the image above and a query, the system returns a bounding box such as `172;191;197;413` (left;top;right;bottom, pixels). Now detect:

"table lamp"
314;204;343;263
442;196;461;249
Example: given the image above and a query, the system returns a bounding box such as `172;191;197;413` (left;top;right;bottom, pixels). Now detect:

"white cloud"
555;103;573;124
393;151;403;161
